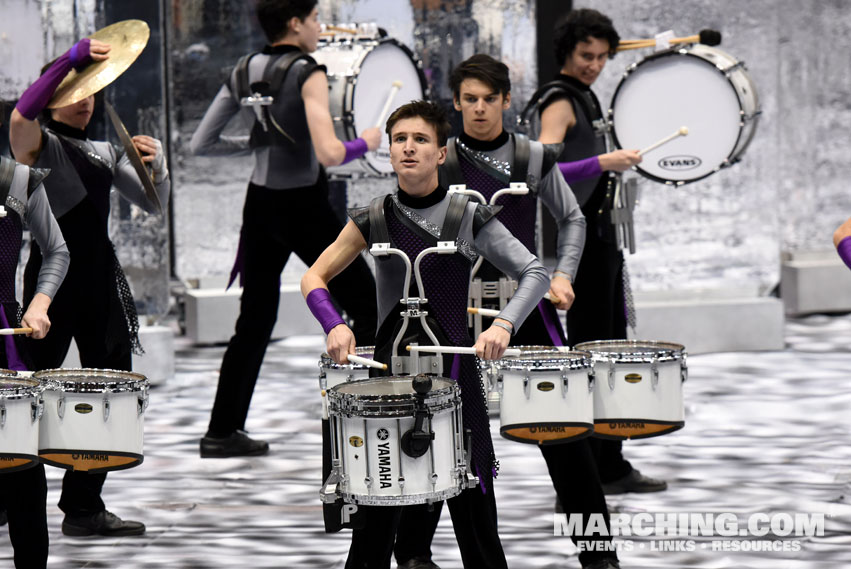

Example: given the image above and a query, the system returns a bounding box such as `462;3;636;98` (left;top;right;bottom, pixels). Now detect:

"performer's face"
52;95;94;130
389;117;446;194
562;37;611;86
453;78;510;142
293;7;321;53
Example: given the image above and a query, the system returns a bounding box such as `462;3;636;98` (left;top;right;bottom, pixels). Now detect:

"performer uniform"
191;43;378;451
341;184;549;569
0;155;69;567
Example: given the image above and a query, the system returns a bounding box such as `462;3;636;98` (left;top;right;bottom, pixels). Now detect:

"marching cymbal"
48;19;150;109
105;102;162;214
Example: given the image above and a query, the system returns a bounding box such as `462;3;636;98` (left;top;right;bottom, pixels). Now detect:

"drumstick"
638;126;688;156
326;24;359;34
0;327;33;336
374;81;403;128
468;293;559;317
407;345;523;357
617;29;722;52
347;354;388;371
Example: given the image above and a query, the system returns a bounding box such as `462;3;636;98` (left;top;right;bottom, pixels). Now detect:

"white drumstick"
467;307;500;317
407;345;523;357
347;353;388;371
374;81;403;128
638;126;689;156
0;327;32;336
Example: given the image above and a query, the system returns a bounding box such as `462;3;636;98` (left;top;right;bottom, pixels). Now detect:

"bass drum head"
352;41;426;175
610;46;755;185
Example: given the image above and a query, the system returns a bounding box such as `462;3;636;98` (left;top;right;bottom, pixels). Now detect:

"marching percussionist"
0;107;68;569
533;8;666;499
190;0;380;459
10;35;169;537
302;100;549;568
395;54;619;569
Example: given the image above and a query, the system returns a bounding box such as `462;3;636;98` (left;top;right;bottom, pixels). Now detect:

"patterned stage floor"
2;313;850;568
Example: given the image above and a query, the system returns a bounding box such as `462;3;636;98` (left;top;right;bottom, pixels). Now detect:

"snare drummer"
535;9;667;497
302;100;549;569
0;105;69;567
10;35;168;537
190;0;380;459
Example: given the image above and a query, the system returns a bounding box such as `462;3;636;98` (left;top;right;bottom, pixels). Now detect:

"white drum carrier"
610;44;760;185
34;368;149;472
575;340;687;439
490;349;595;445
0;370;43;472
313;30;427;177
323;375;475;506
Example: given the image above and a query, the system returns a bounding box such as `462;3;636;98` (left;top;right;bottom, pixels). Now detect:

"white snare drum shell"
0;378;43;472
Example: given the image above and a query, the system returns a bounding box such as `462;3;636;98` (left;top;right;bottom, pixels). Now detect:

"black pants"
350;485;507;569
207;181;377;436
395;305;616;567
566;223;633;483
24;233;135;517
0;465;48;568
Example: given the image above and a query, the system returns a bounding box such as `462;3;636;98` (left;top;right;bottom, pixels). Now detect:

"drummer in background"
0;105;69;568
395;54;618;569
534;8;667;497
190;0;380;459
302;100;549;568
9;36;169;537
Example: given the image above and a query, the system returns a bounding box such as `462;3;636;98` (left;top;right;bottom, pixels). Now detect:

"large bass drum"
609;44;760;185
312;35;427;177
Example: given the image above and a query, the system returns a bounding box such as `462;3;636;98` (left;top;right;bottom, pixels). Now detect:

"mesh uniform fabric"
0;208;30;370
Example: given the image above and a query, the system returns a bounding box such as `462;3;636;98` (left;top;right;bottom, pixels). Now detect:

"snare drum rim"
0;378;42;400
574;340;685;362
32;368;148;393
495;350;593;371
0;368;18;377
609;44;760;186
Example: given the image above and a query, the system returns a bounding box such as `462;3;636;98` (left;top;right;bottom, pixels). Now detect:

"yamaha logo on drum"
625;373;642;384
376;428;390;441
658;155;702;171
74;403;94;414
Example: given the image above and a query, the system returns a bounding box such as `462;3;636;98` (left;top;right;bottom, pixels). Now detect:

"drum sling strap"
234;51;308;146
0;156;15;208
519;79;598;130
442;133;530;189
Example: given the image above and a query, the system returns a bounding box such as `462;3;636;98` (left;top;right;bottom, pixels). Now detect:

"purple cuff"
558;157;602;184
838;236;851;270
16;39;91;120
341;138;369;165
306;288;346;335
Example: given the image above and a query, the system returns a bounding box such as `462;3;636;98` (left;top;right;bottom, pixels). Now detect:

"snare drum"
0;370;43;472
324;376;470;506
492;350;595;444
575;340;687;439
312;36;427;177
34;368;149;472
610;44;760;185
319;347;375;419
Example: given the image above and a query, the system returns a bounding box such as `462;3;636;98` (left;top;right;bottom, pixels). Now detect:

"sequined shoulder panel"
4;196;25;218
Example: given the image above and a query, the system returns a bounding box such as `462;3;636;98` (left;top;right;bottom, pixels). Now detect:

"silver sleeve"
112;151;171;214
538;164;586;280
189;83;251;157
25;184;69;299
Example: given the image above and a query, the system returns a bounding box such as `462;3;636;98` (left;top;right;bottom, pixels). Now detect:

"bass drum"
312;37;428;177
609;44;760;185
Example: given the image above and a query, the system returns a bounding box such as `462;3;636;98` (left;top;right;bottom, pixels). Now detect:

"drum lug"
320;469;342;504
607;362;615;391
0;403;5;428
57;396;65;420
31;398;43;424
398;476;405;490
318;369;327;390
137;389;149;416
651;359;659;390
364;476;373;490
588;369;596;392
103;391;111;422
561;368;569;399
523;368;531;399
681;355;688;383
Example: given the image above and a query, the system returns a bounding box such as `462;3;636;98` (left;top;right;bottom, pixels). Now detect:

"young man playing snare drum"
190;0;381;459
302;100;549;568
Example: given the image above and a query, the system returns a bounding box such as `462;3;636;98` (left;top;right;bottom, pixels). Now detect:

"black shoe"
200;430;269;458
62;510;146;537
398;557;441;569
602;469;667;495
582;559;620;569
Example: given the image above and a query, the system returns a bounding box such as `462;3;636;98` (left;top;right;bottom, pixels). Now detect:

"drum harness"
234;50;308;146
441;135;531;338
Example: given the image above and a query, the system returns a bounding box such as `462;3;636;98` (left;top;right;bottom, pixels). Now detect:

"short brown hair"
385;100;450;147
448;54;511;100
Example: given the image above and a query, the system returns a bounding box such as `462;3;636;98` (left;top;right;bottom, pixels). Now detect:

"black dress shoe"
397;557;441;569
200;430;269;458
582;558;620;569
602;469;667;495
62;510;146;537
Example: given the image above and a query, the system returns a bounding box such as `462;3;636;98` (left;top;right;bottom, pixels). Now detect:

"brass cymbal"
105;102;162;215
48;20;150;109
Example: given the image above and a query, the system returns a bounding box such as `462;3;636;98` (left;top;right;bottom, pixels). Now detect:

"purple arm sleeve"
341;138;368;165
16;39;92;121
557;156;602;184
306;288;346;334
838;236;851;270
